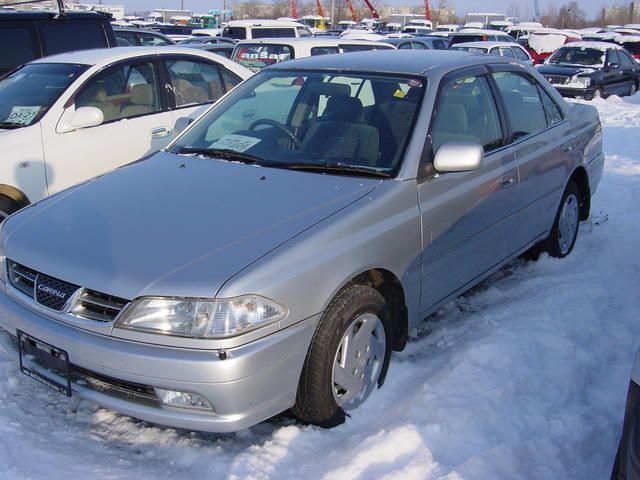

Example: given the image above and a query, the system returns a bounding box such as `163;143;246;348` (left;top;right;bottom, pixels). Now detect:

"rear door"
417;66;519;313
603;50;627;96
41;58;174;194
489;66;571;247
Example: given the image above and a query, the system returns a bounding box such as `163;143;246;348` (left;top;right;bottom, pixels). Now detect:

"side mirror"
174;116;194;135
433;142;484;173
607;62;620;70
60;106;104;132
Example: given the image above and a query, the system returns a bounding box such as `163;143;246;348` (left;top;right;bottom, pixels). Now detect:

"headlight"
571;76;591;88
116;295;287;338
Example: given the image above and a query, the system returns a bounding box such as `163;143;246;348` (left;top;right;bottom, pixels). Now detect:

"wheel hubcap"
558;194;579;255
331;313;386;410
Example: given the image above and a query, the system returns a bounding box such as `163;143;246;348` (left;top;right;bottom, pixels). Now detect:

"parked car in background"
448;29;516;47
150;24;195;41
612;348;640;480
222;19;312;40
0;47;250;219
114;27;174;47
526;28;582;64
0;11;117;77
232;38;394;72
178;36;235;45
450;41;534;65
0;50;603;433
538;42;640;100
382;36;448;50
614;35;640;60
180;43;235;58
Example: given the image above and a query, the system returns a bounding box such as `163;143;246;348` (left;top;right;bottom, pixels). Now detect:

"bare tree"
271;0;291;19
507;2;521;20
431;0;456;25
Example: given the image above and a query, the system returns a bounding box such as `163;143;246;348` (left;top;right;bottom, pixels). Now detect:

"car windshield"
171;70;425;177
0;63;88;129
548;47;605;67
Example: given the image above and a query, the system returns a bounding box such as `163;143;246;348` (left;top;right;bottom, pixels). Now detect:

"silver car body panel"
0;51;604;432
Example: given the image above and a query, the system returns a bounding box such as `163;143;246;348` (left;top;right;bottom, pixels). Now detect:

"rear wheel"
543;180;581;258
292;284;390;427
0;195;19;222
629;82;638;96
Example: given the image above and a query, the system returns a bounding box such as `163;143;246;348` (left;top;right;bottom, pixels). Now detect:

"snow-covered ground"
1;95;639;479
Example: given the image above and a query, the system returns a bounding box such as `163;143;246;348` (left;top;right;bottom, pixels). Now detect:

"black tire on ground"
292;284;391;428
0;195;19;222
629;82;638;96
543;180;581;258
585;88;603;101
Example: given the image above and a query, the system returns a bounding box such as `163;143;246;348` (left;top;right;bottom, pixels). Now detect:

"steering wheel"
249;119;301;149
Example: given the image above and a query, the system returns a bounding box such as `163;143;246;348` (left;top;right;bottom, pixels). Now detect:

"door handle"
501;174;516;188
151;126;171;139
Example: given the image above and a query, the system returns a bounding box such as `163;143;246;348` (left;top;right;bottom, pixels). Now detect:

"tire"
629;82;638;97
585;88;602;101
0;195;19;222
543;180;581;258
292;284;391;427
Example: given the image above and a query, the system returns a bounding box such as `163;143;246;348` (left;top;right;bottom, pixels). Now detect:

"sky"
120;0;613;19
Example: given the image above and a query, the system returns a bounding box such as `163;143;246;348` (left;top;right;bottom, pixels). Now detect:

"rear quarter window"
39;21;107;56
252;28;296;39
222;26;246;40
0;23;38;73
311;46;340;56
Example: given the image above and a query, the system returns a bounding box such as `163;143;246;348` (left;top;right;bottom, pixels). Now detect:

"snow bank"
1;94;640;479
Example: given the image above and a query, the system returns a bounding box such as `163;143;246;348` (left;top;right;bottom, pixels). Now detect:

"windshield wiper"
177;147;264;165
0;122;24;130
273;162;392;178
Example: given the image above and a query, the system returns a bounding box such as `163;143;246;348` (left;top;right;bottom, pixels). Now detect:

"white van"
231;38;395;72
222;19;312;40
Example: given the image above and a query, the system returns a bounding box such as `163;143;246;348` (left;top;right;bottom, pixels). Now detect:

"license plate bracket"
17;330;72;397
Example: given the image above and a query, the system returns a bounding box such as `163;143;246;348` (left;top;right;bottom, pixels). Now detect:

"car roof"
0;11;108;21
224;19;305;27
453;41;522;48
234;38;389;46
453;29;511;36
563;41;624;50
269;49;511;75
30;46;230;66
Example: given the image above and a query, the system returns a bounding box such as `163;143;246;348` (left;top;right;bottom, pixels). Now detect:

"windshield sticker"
407;79;423;88
393;89;407;99
209;134;261;153
5;106;40;126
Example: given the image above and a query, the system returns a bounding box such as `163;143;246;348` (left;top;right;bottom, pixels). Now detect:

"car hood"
538;64;597;76
3;152;380;300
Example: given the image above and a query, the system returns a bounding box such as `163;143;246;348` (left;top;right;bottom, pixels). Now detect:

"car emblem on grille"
34;274;80;312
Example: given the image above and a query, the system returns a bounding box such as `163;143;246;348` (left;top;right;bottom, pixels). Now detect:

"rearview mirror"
433;142;484;173
174;117;194;135
61;106;104;132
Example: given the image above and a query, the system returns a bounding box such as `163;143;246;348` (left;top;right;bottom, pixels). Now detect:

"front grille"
34;273;79;311
71;289;129;322
545;74;569;85
7;260;129;322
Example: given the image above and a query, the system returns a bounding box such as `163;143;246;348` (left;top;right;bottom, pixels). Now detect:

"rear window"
40;21;107;56
340;44;375;52
620;42;640;56
0;24;38;74
449;34;486;46
233;44;294;72
222;26;246;40
252;28;296;39
311;46;340;56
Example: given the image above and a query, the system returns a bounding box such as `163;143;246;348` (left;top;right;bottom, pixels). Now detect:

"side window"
430;74;503;154
75;61;161;122
398;42;413;50
166;59;224;108
607;50;621;66
492;71;548;140
413;41;427;50
297;27;312;37
115;31;137;46
138;32;172;46
341;44;375;52
311;46;340;56
513;47;530;61
0;24;38;73
499;47;515;58
221;68;242;90
433;40;446;49
618;51;634;67
538;86;564;125
39;21;107;55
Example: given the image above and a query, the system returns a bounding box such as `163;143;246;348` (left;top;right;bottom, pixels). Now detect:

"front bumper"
0;289;318;432
554;86;596;99
612;380;640;480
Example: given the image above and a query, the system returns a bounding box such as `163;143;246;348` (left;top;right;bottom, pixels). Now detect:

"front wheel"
0;195;19;222
292;284;390;427
543;180;581;258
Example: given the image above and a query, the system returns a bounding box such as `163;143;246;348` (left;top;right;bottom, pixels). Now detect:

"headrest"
130;84;153;106
440;103;468;132
85;85;107;103
323;96;364;122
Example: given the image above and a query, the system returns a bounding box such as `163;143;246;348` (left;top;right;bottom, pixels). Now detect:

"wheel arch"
567;166;590;221
0;185;30;209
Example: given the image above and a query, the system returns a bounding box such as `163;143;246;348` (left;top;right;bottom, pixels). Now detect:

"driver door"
40;58;174;195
